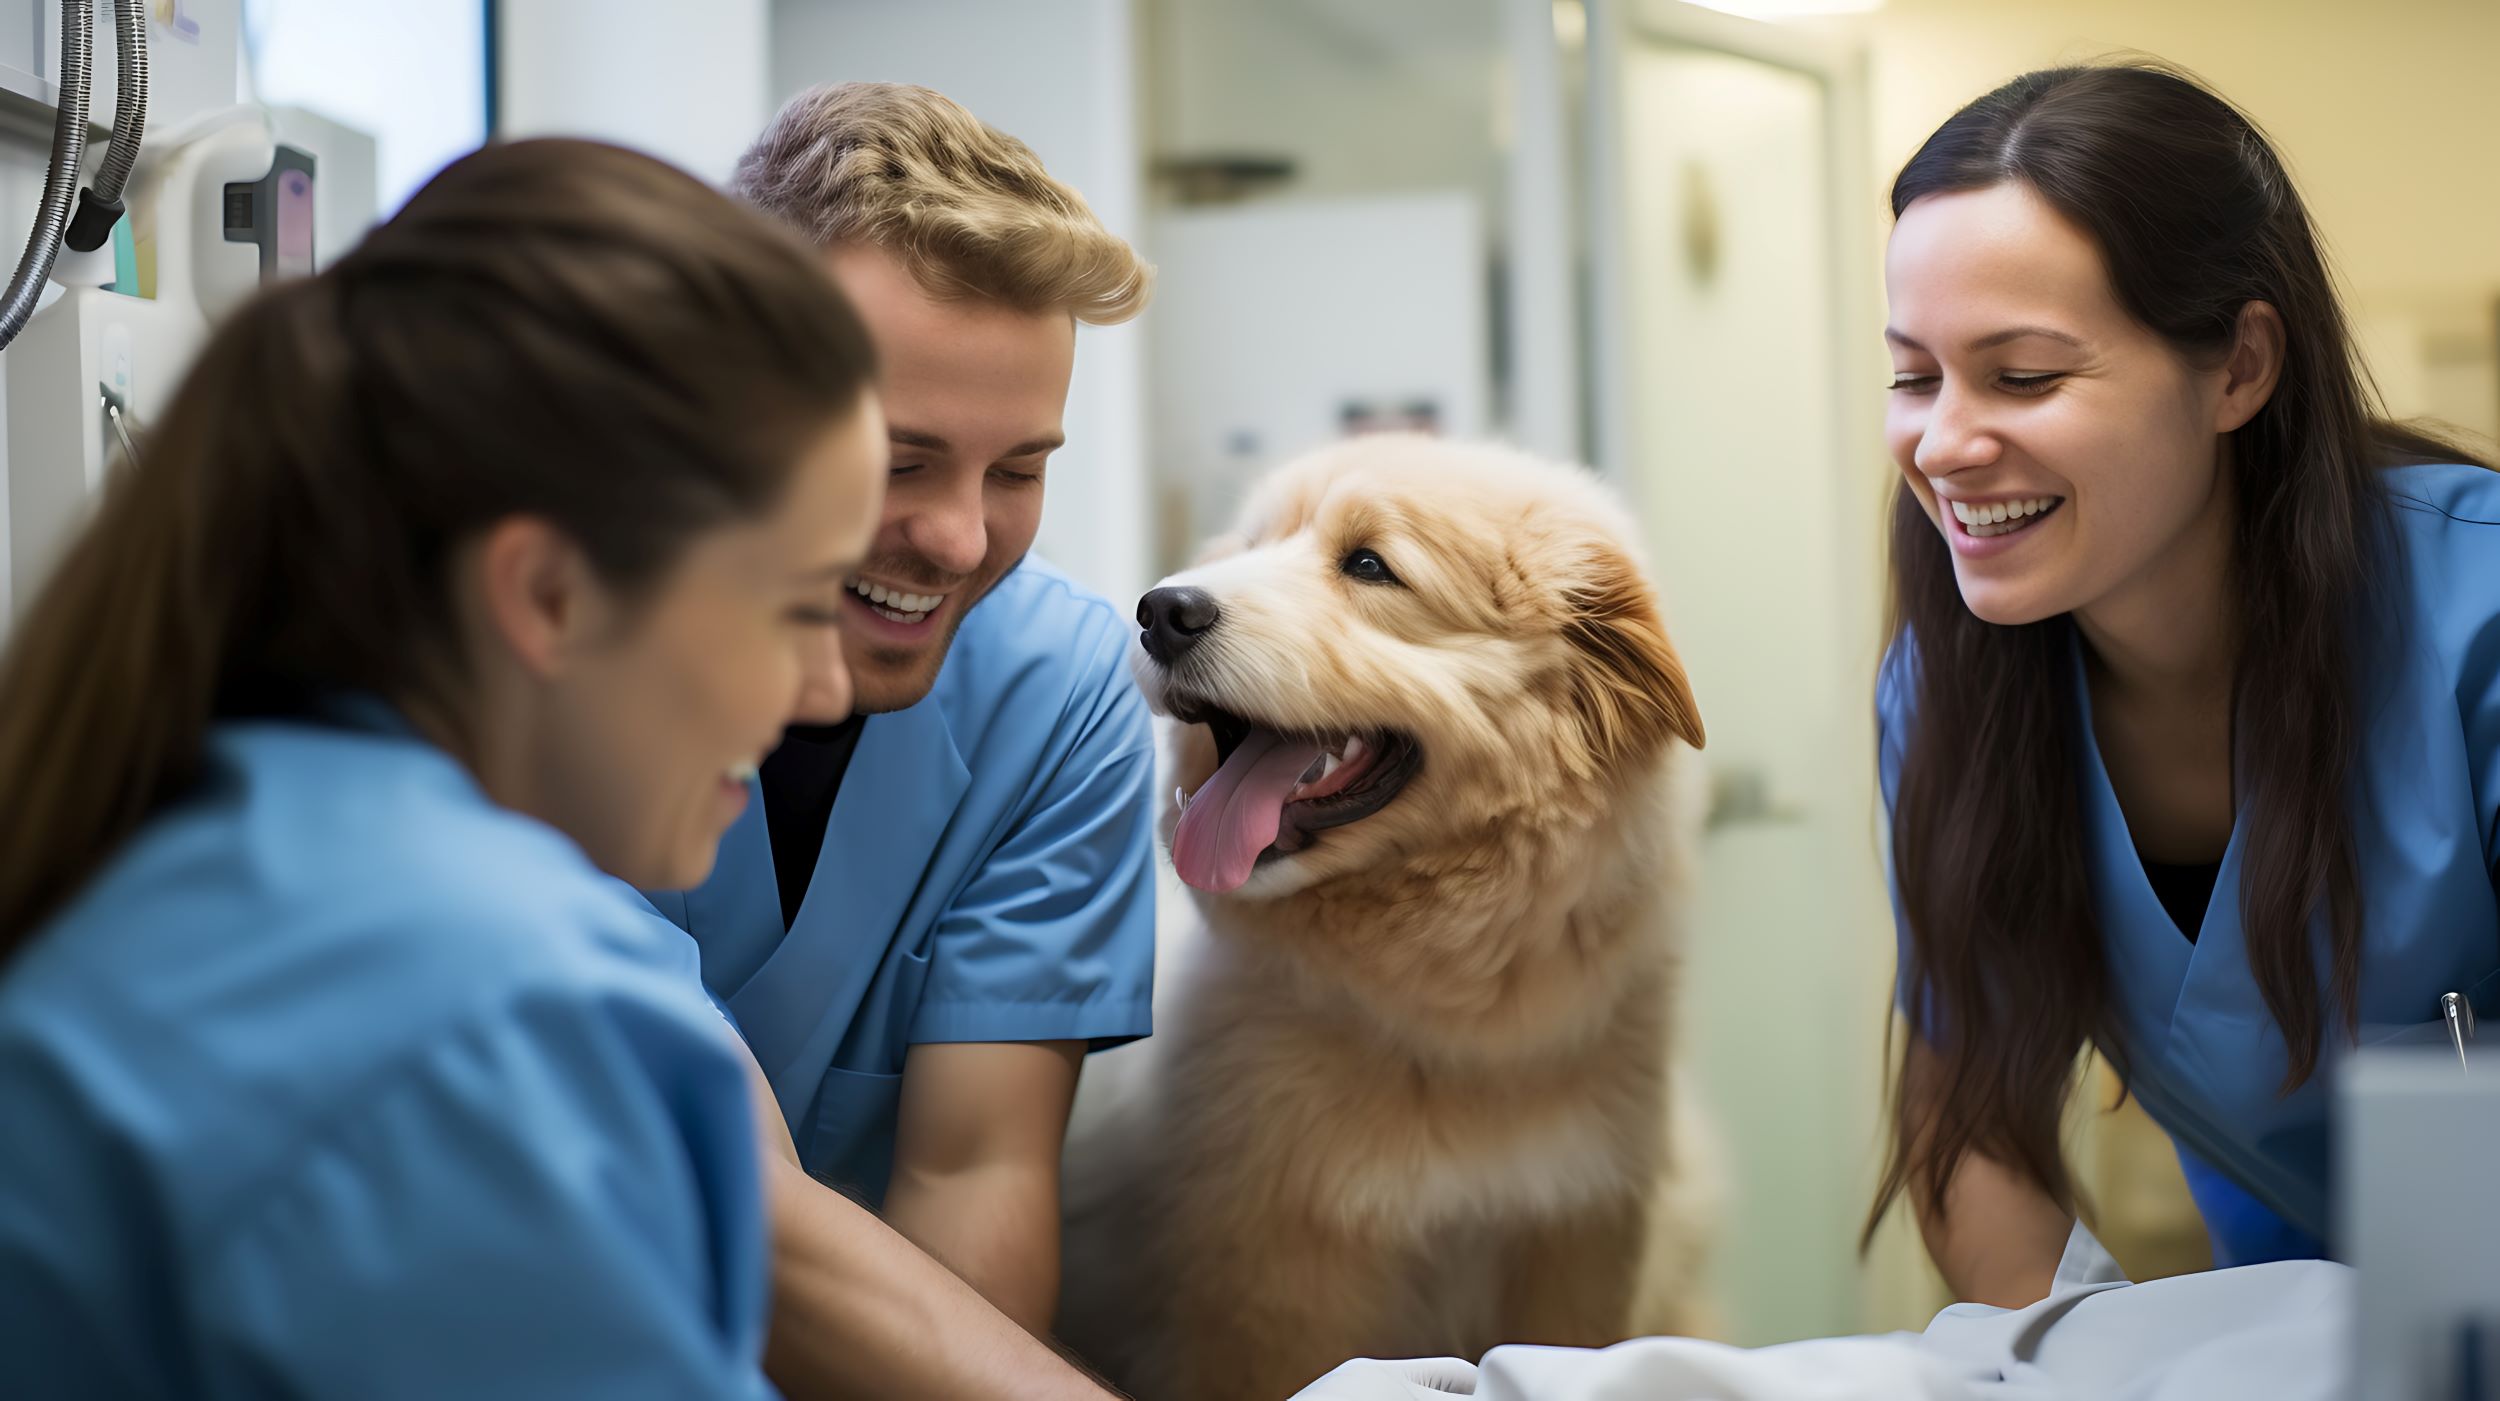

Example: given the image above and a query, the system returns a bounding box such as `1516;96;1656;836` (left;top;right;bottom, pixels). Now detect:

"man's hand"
884;1040;1086;1334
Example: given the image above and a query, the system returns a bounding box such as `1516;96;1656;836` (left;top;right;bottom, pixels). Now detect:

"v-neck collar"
685;698;971;1118
2068;638;2252;1057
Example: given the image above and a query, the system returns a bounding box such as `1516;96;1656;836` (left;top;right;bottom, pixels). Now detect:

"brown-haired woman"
1872;63;2499;1303
0;138;891;1395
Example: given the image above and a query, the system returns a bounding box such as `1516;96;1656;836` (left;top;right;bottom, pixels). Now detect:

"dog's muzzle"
1137;586;1220;666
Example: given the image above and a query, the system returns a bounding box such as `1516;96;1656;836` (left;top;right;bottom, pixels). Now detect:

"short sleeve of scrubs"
193;990;776;1400
906;605;1158;1049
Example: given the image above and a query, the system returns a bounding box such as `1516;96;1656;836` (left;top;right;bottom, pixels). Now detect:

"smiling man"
640;83;1155;1337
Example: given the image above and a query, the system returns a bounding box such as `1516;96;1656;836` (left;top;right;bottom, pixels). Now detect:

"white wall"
496;0;769;186
1147;0;1503;208
1147;192;1490;555
771;0;1152;611
245;0;483;216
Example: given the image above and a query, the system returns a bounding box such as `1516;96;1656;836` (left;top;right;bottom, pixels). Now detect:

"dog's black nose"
1137;586;1220;665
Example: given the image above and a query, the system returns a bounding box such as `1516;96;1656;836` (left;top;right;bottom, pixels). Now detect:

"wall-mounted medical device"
0;0;372;626
5;111;325;614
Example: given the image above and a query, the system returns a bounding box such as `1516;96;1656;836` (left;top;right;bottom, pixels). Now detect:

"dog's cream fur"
1058;436;1712;1400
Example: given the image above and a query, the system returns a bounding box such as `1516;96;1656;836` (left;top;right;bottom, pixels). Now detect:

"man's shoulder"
941;557;1139;714
963;555;1131;645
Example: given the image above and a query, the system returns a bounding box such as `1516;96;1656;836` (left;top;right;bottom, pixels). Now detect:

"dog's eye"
1340;548;1400;587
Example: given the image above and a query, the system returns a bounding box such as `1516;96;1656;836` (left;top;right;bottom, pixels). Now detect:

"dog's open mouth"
1165;696;1422;894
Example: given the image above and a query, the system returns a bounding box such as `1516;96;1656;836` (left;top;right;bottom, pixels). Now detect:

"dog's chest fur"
1164;939;1670;1241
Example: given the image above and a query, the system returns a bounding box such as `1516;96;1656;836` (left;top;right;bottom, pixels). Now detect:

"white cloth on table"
1290;1224;2350;1401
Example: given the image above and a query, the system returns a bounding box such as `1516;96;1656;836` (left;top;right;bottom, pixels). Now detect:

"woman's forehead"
1887;185;2125;344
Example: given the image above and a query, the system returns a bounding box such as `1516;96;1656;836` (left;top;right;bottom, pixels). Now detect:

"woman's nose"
1913;382;2002;476
789;628;852;725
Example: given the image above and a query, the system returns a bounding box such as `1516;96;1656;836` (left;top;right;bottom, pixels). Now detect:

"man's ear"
1563;547;1705;764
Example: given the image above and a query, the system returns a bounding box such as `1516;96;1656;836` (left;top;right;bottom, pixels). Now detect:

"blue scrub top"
0;701;776;1399
1881;462;2500;1266
641;556;1158;1204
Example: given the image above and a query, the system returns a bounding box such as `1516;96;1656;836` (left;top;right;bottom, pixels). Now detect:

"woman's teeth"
726;760;758;783
1950;495;2063;537
850;579;944;624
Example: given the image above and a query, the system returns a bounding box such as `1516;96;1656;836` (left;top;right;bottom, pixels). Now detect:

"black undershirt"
2141;856;2222;944
759;716;866;930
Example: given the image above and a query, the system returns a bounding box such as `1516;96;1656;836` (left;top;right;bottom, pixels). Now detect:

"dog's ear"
1562;549;1705;761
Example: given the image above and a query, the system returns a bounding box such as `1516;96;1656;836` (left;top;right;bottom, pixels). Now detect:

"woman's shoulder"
2375;466;2500;775
200;717;681;973
2384;462;2500;551
0;715;728;1230
2382;462;2500;629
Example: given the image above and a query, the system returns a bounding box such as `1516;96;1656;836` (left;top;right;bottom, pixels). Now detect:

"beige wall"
1809;0;2500;444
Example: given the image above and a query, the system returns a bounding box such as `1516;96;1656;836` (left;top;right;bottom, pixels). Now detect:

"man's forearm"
762;1156;1113;1401
883;1161;1063;1335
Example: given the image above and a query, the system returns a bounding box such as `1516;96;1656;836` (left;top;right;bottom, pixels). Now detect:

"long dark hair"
0;139;877;957
1868;63;2488;1238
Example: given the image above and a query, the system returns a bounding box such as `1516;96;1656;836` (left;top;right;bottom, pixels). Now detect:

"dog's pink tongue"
1172;729;1324;893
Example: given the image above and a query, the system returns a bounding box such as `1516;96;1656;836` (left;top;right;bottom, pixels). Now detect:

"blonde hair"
734;82;1150;325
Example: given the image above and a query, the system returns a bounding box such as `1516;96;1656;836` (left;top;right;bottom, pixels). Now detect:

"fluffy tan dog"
1057;435;1713;1400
